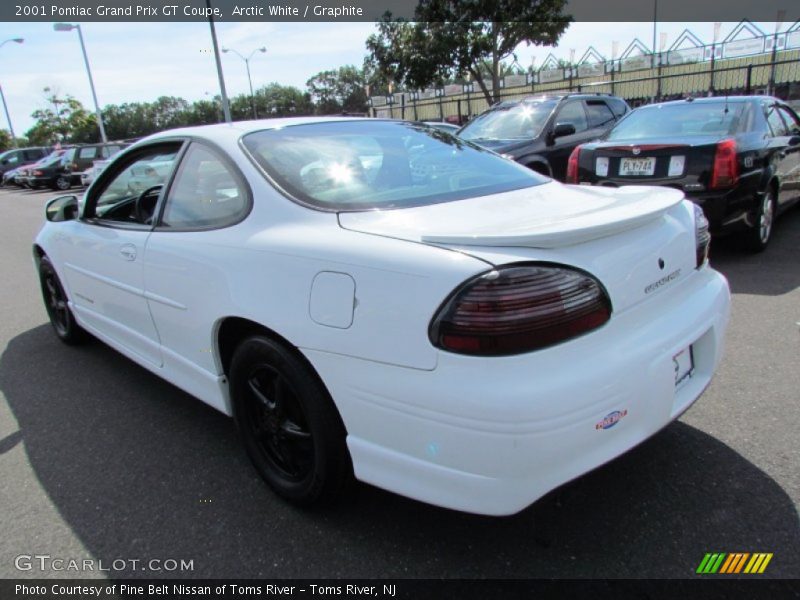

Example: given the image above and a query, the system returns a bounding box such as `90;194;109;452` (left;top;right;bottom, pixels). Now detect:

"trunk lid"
590;136;720;183
338;181;684;249
339;181;696;314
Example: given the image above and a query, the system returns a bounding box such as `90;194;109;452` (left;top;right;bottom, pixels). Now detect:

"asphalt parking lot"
0;184;798;580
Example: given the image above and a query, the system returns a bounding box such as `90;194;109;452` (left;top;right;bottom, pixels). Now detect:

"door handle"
119;244;137;261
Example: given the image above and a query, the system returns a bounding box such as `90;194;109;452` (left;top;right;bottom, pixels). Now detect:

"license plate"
673;346;694;387
619;157;655;176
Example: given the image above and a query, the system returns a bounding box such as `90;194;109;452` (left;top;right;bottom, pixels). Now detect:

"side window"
159;144;248;229
607;98;629;118
4;152;20;166
555;101;588;133
765;105;788;137
78;147;97;159
103;145;123;158
88;145;180;224
777;106;800;136
585;101;616;128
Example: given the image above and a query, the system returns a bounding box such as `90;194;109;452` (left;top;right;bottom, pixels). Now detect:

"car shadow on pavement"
709;204;800;296
2;324;799;579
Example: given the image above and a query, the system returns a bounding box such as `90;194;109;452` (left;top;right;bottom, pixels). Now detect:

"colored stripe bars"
696;553;773;574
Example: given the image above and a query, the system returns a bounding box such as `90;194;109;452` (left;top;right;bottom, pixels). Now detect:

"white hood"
338;182;685;249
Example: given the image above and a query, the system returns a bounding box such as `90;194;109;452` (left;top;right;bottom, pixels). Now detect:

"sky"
0;20;785;135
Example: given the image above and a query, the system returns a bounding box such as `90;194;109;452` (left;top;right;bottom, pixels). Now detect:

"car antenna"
724;94;729;114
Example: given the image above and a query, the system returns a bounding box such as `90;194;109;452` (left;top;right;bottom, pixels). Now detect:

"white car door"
58;142;183;367
142;142;252;408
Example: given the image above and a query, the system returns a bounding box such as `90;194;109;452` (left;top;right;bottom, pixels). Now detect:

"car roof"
140;116;386;145
641;96;776;109
491;93;622;109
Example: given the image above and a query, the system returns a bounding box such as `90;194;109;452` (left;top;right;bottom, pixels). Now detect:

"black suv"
458;93;630;181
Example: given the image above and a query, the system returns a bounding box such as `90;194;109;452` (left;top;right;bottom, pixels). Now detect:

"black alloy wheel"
230;335;352;506
38;256;87;344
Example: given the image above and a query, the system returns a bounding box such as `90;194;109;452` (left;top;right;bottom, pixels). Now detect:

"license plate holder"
673;345;694;388
619;157;656;176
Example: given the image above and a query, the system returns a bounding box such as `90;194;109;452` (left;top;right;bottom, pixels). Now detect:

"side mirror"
788;135;800;147
45;195;79;222
552;122;577;139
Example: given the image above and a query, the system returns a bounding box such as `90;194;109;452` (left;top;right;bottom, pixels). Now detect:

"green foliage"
0;129;13;153
306;65;369;114
365;0;571;104
26;91;99;145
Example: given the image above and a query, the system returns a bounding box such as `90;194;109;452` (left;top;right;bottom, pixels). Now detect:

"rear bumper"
303;266;730;515
587;175;761;234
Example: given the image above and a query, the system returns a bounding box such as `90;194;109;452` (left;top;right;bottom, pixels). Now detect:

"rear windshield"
242;120;547;211
607;102;747;140
459;100;557;141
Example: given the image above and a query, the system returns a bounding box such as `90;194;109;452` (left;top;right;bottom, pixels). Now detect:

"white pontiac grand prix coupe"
34;118;730;515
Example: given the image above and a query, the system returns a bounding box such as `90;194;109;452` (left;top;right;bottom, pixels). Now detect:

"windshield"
607;102;746;140
459;101;556;141
242;120;547;211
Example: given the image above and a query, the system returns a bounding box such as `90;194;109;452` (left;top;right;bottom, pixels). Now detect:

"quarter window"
765;105;789;137
159;144;248;229
777;106;800;136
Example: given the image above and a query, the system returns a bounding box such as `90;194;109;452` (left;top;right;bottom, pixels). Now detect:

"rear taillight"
429;264;612;356
566;146;582;183
33;170;43;176
709;138;738;189
694;204;710;268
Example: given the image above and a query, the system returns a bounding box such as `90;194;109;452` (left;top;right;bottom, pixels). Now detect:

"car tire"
52;176;71;191
230;335;352;507
742;190;776;252
38;256;88;345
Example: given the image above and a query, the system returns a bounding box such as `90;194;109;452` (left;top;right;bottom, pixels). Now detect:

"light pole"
222;47;266;119
0;38;24;147
53;23;107;143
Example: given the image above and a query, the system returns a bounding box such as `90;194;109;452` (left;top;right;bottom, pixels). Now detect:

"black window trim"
151;137;254;232
80;138;189;231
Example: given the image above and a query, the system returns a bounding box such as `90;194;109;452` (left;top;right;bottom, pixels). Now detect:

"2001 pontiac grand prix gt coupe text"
33;118;730;516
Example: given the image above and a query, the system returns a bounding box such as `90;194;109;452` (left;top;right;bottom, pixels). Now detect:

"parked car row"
457;93;800;252
1;142;128;190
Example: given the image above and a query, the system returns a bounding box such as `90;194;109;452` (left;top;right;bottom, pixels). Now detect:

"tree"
365;0;571;105
25;90;98;145
251;83;313;118
0;130;13;153
306;65;369;114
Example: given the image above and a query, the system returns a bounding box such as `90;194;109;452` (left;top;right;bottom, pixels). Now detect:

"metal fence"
372;52;800;123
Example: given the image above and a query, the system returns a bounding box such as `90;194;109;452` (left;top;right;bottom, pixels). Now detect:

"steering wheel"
134;184;163;225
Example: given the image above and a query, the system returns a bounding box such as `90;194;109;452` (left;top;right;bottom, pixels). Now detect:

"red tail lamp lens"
430;264;612;356
566;146;582;183
709;138;738;189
